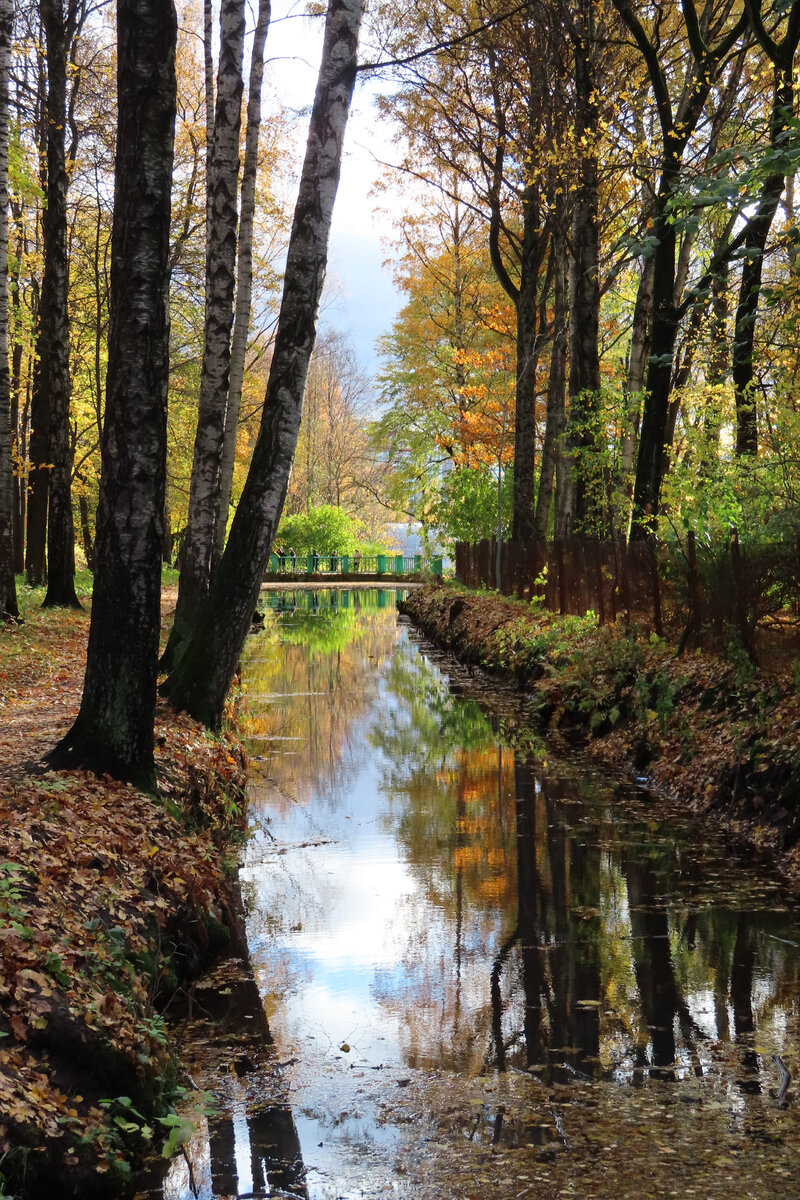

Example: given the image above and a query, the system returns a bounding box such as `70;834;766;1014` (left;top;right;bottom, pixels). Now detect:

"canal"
152;586;800;1200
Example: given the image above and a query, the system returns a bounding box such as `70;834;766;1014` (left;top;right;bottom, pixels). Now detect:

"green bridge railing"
265;552;443;577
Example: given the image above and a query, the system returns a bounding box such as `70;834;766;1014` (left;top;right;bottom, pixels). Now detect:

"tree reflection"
491;759;603;1081
242;592;402;814
730;915;761;1095
625;857;691;1080
247;1106;309;1198
242;591;800;1116
208;1115;237;1196
206;1106;308;1199
160;923;311;1200
379;711;800;1094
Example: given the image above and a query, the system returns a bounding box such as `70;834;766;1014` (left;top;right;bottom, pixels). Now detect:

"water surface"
153;587;800;1200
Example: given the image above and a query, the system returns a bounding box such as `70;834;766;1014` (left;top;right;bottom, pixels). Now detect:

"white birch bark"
164;0;366;726
51;0;177;782
212;0;271;567
166;0;244;662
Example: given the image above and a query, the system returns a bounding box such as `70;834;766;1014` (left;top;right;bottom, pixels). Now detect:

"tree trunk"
212;0;271;568
733;68;793;455
204;0;215;152
9;194;26;576
702;263;728;464
77;491;94;571
562;2;603;535
163;498;173;563
40;0;79;608
484;48;546;544
0;0;17;619
620;255;654;480
512;186;543;542
49;0;177;785
162;0;365;728
164;0;245;666
25;22;49;587
203;0;214;267
537;228;568;540
10;352;23;575
630;161;679;535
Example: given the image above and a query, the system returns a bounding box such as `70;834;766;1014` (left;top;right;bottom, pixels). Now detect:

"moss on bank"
401;584;800;884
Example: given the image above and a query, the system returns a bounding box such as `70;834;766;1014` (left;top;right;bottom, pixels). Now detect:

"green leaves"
276;504;362;556
432;464;514;547
100;1095;153;1142
157;1112;196;1158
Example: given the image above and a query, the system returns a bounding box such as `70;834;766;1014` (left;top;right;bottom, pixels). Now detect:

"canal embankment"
0;589;247;1197
400;582;800;884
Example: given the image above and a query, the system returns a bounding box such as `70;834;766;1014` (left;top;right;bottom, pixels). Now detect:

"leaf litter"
0;589;247;1193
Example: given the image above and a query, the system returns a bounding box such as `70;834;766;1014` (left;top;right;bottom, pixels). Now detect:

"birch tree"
212;0;272;569
164;0;245;666
50;0;177;784
163;0;366;727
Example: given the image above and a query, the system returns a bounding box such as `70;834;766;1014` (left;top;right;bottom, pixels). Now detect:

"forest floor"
0;582;247;1198
401;583;800;889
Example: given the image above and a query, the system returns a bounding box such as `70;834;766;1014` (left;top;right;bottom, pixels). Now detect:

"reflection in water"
205;1104;308;1200
147;928;310;1200
157;587;800;1199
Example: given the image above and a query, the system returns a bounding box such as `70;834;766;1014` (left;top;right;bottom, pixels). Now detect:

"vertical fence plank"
678;528;701;654
649;536;663;637
621;538;631;622
594;539;605;626
730;525;754;659
556;540;566;614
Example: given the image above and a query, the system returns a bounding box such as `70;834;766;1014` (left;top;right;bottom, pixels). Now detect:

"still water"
155;587;800;1200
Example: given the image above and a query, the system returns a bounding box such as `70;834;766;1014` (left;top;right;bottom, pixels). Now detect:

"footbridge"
265;552;443;580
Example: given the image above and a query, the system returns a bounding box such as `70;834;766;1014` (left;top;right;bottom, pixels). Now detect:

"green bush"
276;505;361;555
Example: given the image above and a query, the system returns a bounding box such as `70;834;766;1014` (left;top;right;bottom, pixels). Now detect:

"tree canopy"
5;0;800;769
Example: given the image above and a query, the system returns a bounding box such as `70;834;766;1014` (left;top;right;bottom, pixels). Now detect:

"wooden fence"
455;531;800;655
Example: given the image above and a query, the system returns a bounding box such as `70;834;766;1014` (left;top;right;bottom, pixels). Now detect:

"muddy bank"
400;584;800;883
0;593;248;1198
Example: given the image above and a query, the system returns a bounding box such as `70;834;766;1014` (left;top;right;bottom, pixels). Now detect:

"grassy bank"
0;582;246;1197
401;584;800;884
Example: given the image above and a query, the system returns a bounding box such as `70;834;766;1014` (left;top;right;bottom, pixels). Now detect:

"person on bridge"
331;549;338;573
353;548;361;573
